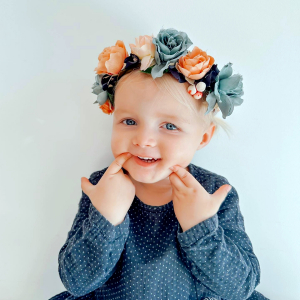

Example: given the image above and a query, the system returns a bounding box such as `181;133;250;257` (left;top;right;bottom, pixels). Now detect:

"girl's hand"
169;165;232;232
81;152;135;226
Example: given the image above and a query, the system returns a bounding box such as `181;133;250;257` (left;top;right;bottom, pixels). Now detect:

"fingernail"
127;153;132;156
169;166;174;171
227;185;232;193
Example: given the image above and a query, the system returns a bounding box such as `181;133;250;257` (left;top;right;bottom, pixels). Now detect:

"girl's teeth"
138;157;159;163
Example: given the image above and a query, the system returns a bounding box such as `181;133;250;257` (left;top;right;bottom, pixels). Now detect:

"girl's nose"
133;127;156;147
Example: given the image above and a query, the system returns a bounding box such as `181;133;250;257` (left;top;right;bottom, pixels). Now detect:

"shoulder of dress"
190;163;231;188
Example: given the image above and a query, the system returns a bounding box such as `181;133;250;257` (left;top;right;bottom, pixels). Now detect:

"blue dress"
49;163;269;300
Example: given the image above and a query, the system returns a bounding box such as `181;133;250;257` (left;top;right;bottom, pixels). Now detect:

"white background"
1;0;299;299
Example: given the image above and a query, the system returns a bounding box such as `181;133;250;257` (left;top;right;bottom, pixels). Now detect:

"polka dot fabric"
49;163;269;300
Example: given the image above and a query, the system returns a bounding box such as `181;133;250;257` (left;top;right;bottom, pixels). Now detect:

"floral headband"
91;28;244;119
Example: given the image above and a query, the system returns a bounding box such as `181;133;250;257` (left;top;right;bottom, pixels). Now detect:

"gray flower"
205;62;244;119
91;74;108;105
151;28;193;79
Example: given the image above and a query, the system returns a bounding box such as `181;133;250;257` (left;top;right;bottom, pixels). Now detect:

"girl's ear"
197;123;216;150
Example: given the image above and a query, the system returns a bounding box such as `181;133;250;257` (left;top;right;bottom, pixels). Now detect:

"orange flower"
176;46;215;80
99;99;114;115
94;40;129;75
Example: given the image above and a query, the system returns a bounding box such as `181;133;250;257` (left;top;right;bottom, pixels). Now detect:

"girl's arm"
58;169;130;297
177;177;261;300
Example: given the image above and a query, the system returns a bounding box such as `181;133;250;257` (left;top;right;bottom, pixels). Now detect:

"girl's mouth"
133;155;162;167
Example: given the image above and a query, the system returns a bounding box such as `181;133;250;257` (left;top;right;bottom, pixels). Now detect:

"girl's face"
111;75;214;186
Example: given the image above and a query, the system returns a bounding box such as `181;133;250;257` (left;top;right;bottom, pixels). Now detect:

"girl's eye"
121;119;179;131
122;119;136;126
163;123;178;131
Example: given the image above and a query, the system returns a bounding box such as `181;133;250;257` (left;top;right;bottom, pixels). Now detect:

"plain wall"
1;0;299;299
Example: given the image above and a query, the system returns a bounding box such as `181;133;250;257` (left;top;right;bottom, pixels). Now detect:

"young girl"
50;28;269;300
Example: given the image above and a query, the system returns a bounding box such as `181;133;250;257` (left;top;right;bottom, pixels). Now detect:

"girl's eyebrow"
115;109;191;124
156;113;191;124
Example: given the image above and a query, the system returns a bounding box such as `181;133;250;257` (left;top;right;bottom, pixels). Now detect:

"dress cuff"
88;203;130;241
177;213;219;248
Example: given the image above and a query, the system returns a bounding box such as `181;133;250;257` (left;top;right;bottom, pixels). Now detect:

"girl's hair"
115;69;233;138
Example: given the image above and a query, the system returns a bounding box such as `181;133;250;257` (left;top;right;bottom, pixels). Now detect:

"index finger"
108;152;132;175
170;165;199;188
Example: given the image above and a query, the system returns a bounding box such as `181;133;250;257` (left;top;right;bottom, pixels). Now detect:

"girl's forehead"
115;72;203;123
117;81;188;108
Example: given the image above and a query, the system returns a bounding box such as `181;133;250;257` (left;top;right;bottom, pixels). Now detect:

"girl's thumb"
81;177;93;196
213;184;232;206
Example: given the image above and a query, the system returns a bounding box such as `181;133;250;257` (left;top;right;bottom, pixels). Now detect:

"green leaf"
108;93;114;107
140;65;155;74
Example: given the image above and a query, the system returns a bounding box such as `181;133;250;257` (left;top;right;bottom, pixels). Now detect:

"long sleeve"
58;169;130;297
177;176;261;300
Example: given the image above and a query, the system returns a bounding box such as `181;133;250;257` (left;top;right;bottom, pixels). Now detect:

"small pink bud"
193;91;203;100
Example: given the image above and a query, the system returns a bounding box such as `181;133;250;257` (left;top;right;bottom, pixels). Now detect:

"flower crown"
91;28;244;119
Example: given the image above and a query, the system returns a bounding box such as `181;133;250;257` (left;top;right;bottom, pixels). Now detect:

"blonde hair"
115;69;233;139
